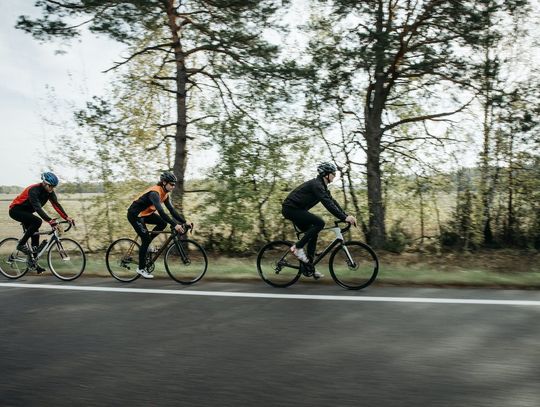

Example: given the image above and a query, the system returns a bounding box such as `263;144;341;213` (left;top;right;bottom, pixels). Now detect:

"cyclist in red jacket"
8;172;75;272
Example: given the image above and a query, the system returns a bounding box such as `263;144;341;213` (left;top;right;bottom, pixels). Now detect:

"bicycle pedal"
300;264;314;277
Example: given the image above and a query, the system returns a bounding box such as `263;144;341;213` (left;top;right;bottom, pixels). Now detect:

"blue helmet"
41;172;59;187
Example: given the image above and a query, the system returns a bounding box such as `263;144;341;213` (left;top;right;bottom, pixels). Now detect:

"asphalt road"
1;277;539;407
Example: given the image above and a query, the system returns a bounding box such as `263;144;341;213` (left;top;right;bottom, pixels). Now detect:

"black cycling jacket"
128;188;185;227
282;176;347;221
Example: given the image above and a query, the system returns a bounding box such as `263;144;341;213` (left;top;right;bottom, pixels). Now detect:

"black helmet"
317;162;337;176
160;171;178;184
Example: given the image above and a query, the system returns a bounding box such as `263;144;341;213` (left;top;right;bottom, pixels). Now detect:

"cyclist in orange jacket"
127;171;187;279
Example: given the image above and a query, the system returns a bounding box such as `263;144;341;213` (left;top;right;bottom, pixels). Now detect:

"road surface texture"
1;277;539;406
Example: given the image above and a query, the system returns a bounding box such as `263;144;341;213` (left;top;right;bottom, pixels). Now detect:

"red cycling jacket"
9;183;68;222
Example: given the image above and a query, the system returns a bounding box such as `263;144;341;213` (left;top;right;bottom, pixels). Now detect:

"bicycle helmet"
41;172;59;187
160;171;178;184
317;162;337;176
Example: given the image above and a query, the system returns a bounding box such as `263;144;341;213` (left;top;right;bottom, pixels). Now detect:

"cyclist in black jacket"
282;162;357;278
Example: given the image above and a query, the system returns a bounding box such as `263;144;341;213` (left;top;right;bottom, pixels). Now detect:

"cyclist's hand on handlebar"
186;221;194;234
66;217;76;226
174;223;185;234
48;218;58;228
345;215;357;227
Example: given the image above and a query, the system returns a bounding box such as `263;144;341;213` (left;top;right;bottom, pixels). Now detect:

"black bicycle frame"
141;230;189;266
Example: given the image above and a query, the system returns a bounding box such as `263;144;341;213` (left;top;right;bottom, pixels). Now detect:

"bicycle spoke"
48;238;86;281
164;239;207;284
0;238;29;279
106;238;141;282
257;241;301;288
329;241;379;290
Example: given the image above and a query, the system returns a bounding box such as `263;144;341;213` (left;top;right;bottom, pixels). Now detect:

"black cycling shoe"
300;263;314;277
35;264;46;274
16;244;31;256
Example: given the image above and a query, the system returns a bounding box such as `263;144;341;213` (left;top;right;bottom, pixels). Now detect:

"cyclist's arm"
148;191;177;226
164;196;186;224
28;186;53;222
313;183;347;221
49;192;69;220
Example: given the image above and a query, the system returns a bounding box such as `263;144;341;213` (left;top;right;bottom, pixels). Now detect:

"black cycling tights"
9;207;42;248
127;212;167;269
282;206;325;261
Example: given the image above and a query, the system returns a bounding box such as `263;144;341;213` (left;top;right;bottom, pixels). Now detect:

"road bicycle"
0;221;86;281
257;221;379;290
105;224;208;284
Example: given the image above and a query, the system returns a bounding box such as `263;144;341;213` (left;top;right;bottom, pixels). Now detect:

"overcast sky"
1;1;537;187
0;0;125;187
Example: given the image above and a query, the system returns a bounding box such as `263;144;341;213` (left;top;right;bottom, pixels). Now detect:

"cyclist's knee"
315;218;325;230
155;221;167;231
141;233;152;245
31;218;42;230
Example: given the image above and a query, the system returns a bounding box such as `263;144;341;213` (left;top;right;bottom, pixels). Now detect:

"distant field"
0;193;97;242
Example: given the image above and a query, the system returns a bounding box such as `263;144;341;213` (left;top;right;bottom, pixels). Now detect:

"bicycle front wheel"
329;241;379;290
106;238;141;282
48;238;86;281
164;239;208;284
0;238;30;279
257;240;301;288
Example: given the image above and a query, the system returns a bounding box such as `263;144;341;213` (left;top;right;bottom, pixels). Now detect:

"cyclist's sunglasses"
44;182;55;188
168;182;176;187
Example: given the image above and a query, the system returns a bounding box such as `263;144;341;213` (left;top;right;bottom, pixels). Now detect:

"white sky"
0;0;125;187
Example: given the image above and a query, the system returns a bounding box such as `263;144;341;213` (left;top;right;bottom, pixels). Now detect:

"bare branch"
382;98;473;132
104;43;175;73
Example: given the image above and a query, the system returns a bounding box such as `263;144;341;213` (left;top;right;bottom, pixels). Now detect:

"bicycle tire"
257;240;301;288
164;238;208;284
106;238;141;282
47;238;87;281
0;237;30;279
329;240;379;290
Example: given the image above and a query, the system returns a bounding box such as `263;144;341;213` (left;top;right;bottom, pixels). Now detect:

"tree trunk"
166;1;188;211
364;135;386;248
361;2;387;249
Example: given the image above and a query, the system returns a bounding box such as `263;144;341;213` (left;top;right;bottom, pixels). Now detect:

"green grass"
70;254;540;288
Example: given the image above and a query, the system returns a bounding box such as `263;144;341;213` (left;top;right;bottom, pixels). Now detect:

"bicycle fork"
173;239;191;265
340;244;358;269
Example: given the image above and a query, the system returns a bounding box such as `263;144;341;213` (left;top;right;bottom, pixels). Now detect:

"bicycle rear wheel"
329;241;379;290
257;240;301;288
0;238;30;279
164;239;208;284
106;238;141;282
48;238;86;281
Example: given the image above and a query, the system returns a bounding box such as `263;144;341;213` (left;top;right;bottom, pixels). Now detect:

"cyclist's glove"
48;219;58;228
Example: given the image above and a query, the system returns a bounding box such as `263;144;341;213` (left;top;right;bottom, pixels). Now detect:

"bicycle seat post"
292;222;303;240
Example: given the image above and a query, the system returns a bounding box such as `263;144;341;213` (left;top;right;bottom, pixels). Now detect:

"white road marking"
1;282;540;306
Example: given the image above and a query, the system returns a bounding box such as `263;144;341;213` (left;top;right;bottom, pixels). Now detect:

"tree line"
16;0;540;253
